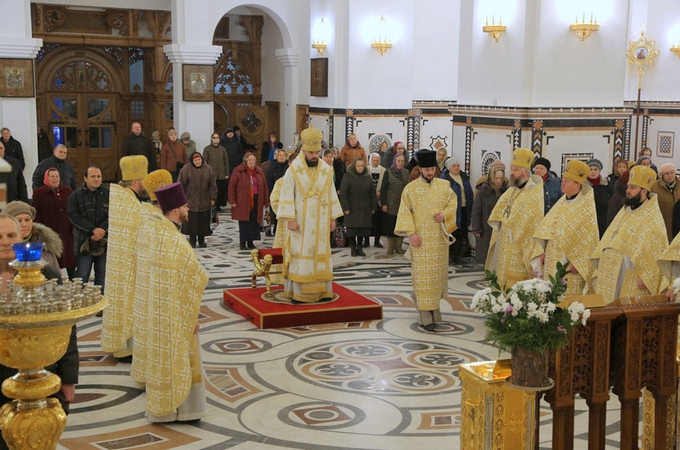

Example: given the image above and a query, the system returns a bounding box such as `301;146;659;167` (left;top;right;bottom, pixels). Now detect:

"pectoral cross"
504;202;512;218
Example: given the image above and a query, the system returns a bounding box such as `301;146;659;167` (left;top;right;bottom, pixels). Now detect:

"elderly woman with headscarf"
368;152;386;248
340;158;375;257
31;168;76;277
380;153;410;255
178;152;217;248
442;157;474;265
3;200;63;271
469;160;508;264
228;152;270;250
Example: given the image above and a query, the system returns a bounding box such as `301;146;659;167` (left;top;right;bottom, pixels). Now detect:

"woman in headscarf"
380;153;410;255
160;128;188;182
368;152;386;248
178;152;217;248
340;158;375;257
31;168;75;277
228;152;270;250
261;132;282;163
469;161;508;264
203;132;230;212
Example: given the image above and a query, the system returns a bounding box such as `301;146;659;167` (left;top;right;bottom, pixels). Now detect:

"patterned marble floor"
56;213;636;450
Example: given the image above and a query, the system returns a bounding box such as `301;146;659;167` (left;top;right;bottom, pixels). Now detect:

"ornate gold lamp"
482;16;506;42
0;242;106;450
371;16;392;55
670;44;680;58
570;12;599;41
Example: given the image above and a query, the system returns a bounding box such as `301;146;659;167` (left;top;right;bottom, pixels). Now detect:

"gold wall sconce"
372;16;392;55
482;16;506;43
312;17;327;55
570;12;599;41
312;41;326;55
671;44;680;58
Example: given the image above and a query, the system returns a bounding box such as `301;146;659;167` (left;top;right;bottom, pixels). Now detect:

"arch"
36;46;124;93
209;2;292;49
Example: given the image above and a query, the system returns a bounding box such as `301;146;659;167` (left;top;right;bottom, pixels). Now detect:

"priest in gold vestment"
101;155;148;358
135;181;208;422
486;148;545;289
395;149;457;331
277;126;343;302
658;232;680;301
531;160;599;295
591;165;669;303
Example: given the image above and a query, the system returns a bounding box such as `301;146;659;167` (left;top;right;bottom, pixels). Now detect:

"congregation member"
327;147;345;193
261;131;282;163
101;155;147;360
278;125;342;303
37;122;52;162
133;182;208;423
178;152;217;248
68;166;109;290
221;128;244;177
607;169;630;227
340;158;376;257
381;153;410;255
203;132;230;212
377;141;390;169
0;128;24;170
607;157;629;187
486;148;544;289
584;159;611;238
232;126;256;154
381;141;403;169
394;149;457;331
638;147;658;173
470;160;507;265
32;168;76;278
32;144;77;190
442;157;474;265
228;152;269;250
532;157;562;214
591;165;668;302
650;163;680;242
122;122;157;171
0;141;27;203
339;133;367;168
436;147;449;173
531;160;598;294
266;148;289;235
180;131;197;159
368;152;386;248
160;128;188;182
3;200;62;272
151;130;163;169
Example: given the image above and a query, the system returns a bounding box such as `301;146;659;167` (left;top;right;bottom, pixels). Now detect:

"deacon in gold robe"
137;182;208;422
486;148;544;289
658;233;680;301
101;155;148;358
395;149;457;331
591;165;669;303
531;160;599;295
277;126;343;302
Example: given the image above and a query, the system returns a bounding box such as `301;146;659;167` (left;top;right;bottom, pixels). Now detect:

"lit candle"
12;242;44;262
590;12;593;24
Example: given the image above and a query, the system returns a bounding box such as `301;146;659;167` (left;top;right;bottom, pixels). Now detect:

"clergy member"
486;148;545;289
591;165;669;303
277;126;343;303
101;155;148;359
394;149;457;331
531;159;599;294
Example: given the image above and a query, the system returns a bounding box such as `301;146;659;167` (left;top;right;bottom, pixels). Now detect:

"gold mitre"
300;125;323;152
143;169;173;201
628;165;656;191
511;148;534;170
120;155;148;181
562;160;589;185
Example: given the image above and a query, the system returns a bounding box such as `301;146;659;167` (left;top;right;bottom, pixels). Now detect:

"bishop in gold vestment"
277;126;343;302
531;160;599;295
486;148;544;290
395;150;457;330
592;165;669;303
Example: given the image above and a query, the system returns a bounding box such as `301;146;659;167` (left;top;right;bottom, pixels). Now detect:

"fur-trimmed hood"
30;222;64;257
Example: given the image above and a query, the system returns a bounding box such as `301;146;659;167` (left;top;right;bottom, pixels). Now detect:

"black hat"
232;125;241;132
533;157;551;171
416;149;437;168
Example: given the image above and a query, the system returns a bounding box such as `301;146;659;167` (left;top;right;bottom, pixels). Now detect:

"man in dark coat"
0;128;24;171
37;123;53;162
232;125;256;153
0;141;28;202
68;166;109;290
121;122;157;172
220;128;244;177
31;144;77;190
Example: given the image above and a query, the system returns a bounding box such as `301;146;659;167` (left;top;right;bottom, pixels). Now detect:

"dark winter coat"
380;167;410;215
32;155;77;190
332;158;345;192
261;140;282;163
0;156;27;202
178;158;217;213
228;163;270;222
607;176;627;228
32;184;76;268
203;144;230;179
68;183;110;254
122;131;157;171
38;129;52;162
651;177;680;242
470;179;509;264
584;175;611;238
266;160;288;192
221;133;244;176
339;163;375;229
542;173;563;214
2;136;24;170
442;169;474;227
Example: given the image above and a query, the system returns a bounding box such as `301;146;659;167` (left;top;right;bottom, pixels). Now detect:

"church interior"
2;0;680;448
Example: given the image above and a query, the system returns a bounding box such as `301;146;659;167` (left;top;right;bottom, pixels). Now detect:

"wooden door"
234;105;268;161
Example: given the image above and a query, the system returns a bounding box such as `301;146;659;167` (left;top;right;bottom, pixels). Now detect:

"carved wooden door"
234;105;268;161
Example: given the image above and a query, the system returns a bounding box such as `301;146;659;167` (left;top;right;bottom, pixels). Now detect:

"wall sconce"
311;17;327;55
570;12;599;41
671;44;680;58
482;16;506;43
371;16;392;55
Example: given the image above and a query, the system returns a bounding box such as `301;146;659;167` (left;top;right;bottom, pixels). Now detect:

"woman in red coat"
228;152;270;250
32;167;75;277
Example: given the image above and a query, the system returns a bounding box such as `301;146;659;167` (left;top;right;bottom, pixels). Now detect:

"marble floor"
56;214;638;450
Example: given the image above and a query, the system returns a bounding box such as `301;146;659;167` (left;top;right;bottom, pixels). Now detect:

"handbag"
260;207;271;230
210;206;219;228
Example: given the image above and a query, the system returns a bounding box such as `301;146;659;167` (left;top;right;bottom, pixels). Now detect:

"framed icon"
0;59;34;97
183;65;214;102
310;58;328;97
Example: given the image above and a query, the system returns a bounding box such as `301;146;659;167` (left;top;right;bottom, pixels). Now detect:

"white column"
163;44;223;151
275;48;300;142
0;0;43;197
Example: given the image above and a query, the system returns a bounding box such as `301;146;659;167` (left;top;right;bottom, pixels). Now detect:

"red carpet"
223;283;383;329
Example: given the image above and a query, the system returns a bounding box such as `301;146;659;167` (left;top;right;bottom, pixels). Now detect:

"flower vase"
510;347;549;388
